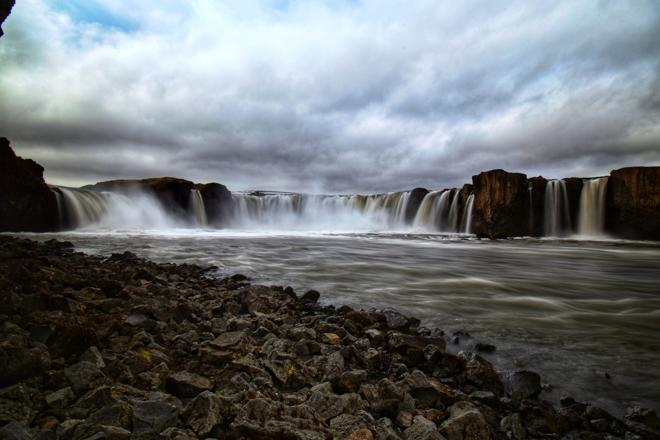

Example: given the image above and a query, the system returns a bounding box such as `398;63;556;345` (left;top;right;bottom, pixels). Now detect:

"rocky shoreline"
0;236;658;439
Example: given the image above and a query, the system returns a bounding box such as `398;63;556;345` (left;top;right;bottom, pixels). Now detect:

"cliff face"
195;182;234;226
527;177;546;237
472;170;529;239
606;167;660;240
0;0;15;38
0;138;58;232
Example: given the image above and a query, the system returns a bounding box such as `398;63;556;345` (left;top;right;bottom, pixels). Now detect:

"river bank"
1;235;659;440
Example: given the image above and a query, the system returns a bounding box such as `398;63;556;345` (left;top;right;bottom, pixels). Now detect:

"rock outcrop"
0;0;15;38
0;138;58;232
606;167;660;240
471;170;529;239
195;182;234;226
527;176;547;237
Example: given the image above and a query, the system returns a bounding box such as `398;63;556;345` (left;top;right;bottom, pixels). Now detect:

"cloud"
0;0;659;192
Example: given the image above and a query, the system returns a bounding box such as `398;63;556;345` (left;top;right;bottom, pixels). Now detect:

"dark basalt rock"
0;0;15;38
194;182;234;226
0;138;58;232
527;176;547;237
606;166;660;240
472;169;529;239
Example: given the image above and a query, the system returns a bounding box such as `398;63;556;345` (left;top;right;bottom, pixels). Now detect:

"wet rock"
440;401;494;440
301;290;321;304
382;308;410;330
458;352;503;396
404;415;445;440
501;413;525;440
625;407;660;431
504;371;542;400
166;371;212;398
183;390;225;436
132;398;179;436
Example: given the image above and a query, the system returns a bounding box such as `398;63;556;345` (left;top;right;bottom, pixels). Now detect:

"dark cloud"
0;0;658;192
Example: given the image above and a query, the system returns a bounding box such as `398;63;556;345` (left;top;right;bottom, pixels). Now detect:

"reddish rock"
606;167;660;240
472;169;529;238
0;138;59;232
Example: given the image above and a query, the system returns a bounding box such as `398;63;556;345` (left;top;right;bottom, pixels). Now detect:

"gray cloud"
0;0;659;192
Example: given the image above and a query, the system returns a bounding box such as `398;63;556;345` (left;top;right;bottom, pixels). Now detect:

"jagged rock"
0;421;31;440
165;371;212;398
398;370;454;409
183;390;225;436
504;371;542;400
132;398;180;436
501;413;525;440
301;290;321;304
45;387;75;409
382;308;410;330
306;390;363;422
0;138;58;232
404;416;446;440
440;401;494;440
607;167;660;240
472;169;529;238
64;361;104;395
329;412;375;438
458;352;503;396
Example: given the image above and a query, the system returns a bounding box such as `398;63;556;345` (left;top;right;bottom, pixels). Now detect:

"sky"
0;0;659;193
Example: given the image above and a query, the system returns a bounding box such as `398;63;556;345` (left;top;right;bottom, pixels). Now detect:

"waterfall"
578;177;608;237
412;189;459;232
190;189;208;227
544;180;571;236
528;182;534;235
56;187;179;230
461;193;475;234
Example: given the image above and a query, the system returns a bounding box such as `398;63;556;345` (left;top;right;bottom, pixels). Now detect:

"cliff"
0;138;58;232
607;167;660;240
471;170;529;239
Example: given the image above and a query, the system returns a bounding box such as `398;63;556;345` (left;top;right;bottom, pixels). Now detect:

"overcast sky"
1;0;659;192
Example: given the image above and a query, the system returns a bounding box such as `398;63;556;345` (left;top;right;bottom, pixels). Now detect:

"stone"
404;416;446;440
301;290;320;303
0;421;31;440
504;371;542;400
306;391;363;422
64;361;104;394
382;308;409;330
45;387;75;409
132;399;179;436
184;390;225;436
440;401;494;440
501;413;525;440
336;370;368;393
458;352;503;396
323;332;342;345
81;346;106;369
209;331;248;351
472;169;529;238
165;371;211;398
0;342;51;387
347;428;375;440
329;413;375;438
607;166;660;240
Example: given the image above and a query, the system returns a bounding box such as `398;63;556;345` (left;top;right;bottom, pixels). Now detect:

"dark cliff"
472;170;529;239
0;138;58;232
606;167;660;241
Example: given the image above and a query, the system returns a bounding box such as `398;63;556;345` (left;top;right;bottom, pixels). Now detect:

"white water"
544;180;571;236
190;189;208;227
578;177;608;237
462;193;475;234
230;191;418;232
57;187;180;230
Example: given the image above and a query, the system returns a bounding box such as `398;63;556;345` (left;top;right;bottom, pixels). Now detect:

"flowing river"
18;230;660;415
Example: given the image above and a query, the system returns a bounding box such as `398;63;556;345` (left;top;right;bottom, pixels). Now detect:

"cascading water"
190;189;208;227
544;180;571;236
578;177;608;237
413;189;463;232
461;193;475;234
56;187;180;230
230;191;413;231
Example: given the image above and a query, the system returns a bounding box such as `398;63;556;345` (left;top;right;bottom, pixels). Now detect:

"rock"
132;398;179;436
0;138;58;232
501;413;525;440
195;182;234;226
0;342;51;387
124;313;156;331
336;370;368;393
165;371;212;398
209;331;249;351
440;401;494;440
184;390;225;436
382;308;409;330
399;370;454;409
323;332;342;345
625;407;660;431
306;391;363;422
0;421;31;440
45;387;75;409
301;290;321;304
329;413;375;438
607;167;660;240
64;361;104;394
458;352;503;396
81;346;106;369
472;169;529;238
159;427;198;440
504;371;542;400
404;416;445;440
347;428;376;440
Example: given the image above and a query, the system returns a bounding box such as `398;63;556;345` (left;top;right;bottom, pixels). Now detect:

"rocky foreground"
1;237;659;440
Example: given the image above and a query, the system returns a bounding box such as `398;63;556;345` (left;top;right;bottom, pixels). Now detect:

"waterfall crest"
544;180;571;236
578;177;608;236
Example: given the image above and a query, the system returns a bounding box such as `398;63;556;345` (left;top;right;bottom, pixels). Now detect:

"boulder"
165;371;212;398
0;0;15;38
606;167;660;240
132;398;180;436
472;169;529;238
404;415;445;440
439;401;494;440
183;390;225;436
504;371;542;400
0;138;59;232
